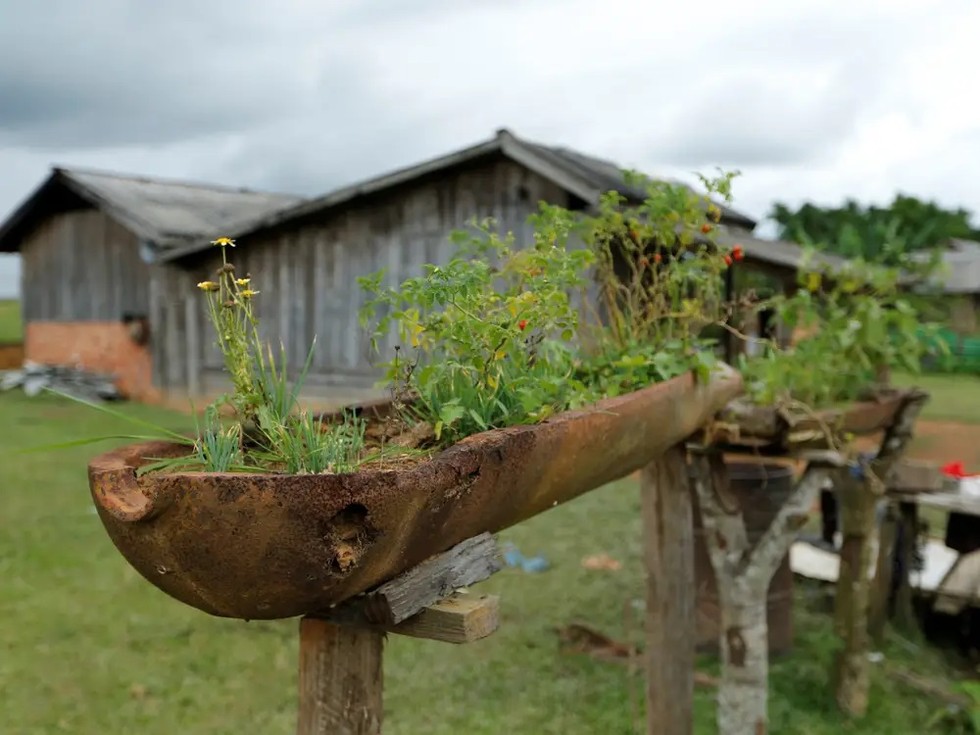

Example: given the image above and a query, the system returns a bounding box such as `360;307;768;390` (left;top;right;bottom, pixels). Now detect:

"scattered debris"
555;622;720;688
557;623;636;662
581;553;622;571
501;543;549;573
0;362;121;401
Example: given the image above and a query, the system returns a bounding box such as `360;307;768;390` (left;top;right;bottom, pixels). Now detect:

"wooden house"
147;128;790;404
0;167;303;399
0;128;827;404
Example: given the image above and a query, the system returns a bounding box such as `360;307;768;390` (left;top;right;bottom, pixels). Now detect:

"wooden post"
688;447;843;735
868;505;898;646
893;501;920;630
297;534;502;734
641;444;694;735
298;619;384;735
833;391;928;718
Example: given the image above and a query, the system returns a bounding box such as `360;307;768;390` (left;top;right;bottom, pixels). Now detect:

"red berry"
518;319;527;331
723;255;733;267
653;253;663;263
701;223;713;234
733;244;744;261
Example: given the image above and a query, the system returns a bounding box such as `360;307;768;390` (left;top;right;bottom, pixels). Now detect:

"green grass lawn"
0;299;21;342
894;371;980;424
0;391;971;734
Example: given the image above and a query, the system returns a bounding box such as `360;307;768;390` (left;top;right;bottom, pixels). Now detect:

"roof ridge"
53;165;302;200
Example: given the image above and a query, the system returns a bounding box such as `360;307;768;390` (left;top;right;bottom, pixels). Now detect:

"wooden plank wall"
157;158;571;399
20;209;150;321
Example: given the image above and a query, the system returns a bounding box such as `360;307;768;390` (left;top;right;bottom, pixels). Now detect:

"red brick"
25;321;160;402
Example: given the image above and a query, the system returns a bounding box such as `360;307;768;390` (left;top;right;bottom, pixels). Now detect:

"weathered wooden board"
710;390;914;453
20;209;149;321
326;533;501;626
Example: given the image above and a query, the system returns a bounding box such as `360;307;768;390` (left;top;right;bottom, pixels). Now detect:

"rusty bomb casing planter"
88;366;742;620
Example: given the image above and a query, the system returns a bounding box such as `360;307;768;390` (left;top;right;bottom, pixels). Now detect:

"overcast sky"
2;0;979;297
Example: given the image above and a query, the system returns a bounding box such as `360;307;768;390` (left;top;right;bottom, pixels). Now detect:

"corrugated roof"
0;167;304;254
160;128;760;262
520;141;758;230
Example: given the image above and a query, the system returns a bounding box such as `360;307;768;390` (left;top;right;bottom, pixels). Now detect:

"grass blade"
15;433;191;455
45;389;190;443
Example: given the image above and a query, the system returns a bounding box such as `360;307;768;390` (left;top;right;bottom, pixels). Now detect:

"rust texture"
88;368;742;620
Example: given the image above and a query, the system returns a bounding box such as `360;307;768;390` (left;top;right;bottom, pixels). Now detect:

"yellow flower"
197;281;219;292
240;289;259;299
211;236;236;247
235;278;251;287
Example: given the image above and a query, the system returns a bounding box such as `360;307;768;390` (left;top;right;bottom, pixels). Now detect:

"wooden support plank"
641;445;694;735
366;593;499;644
326;591;500;644
329;533;502;626
297;618;383;735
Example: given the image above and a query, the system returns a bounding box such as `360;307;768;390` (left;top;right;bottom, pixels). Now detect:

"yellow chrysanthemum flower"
235;278;251;287
240;289;260;299
211;237;236;247
197;281;219;292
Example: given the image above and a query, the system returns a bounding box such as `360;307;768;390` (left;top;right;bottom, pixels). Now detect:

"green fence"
922;329;980;374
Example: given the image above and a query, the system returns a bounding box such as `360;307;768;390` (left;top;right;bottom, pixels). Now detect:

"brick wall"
25;321;159;402
0;342;23;369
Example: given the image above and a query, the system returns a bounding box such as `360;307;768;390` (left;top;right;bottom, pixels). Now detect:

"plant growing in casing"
358;170;748;444
185;237;365;473
573;170;742;397
358;214;594;445
30;236;367;475
739;249;946;408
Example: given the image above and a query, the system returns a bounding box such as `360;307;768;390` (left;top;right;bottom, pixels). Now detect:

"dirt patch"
849;419;980;474
906;420;980;474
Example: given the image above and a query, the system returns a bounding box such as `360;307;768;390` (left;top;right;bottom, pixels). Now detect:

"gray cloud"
0;1;367;149
650;69;865;167
0;0;977;245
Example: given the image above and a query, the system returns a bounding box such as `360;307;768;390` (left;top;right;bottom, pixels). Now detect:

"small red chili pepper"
733;244;744;261
701;223;713;234
518;319;527;331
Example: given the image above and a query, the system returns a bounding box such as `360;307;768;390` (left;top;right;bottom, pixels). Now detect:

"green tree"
769;195;980;264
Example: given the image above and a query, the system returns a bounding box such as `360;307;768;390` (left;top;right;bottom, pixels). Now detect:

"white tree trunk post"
833;390;928;718
688;446;844;735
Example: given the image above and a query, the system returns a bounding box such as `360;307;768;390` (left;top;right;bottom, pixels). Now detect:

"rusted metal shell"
88;368;742;620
